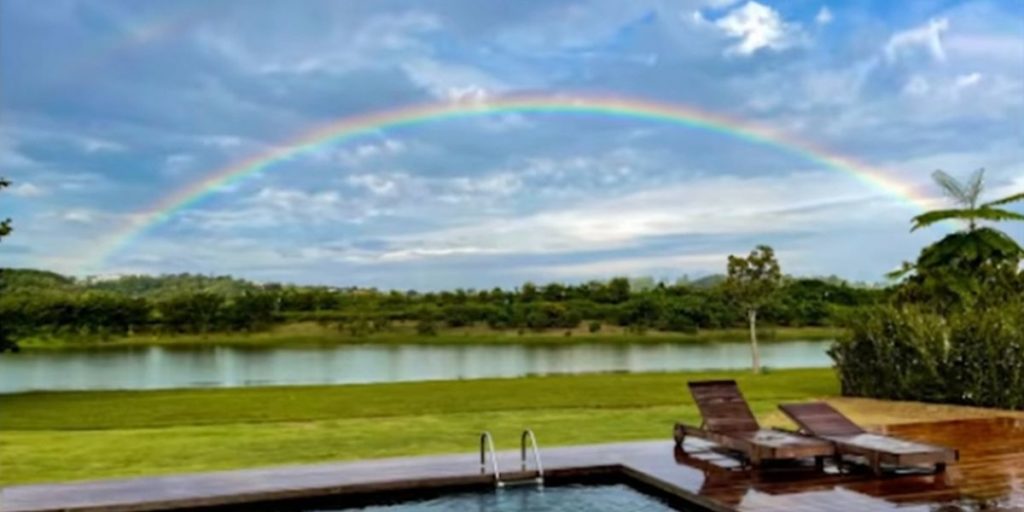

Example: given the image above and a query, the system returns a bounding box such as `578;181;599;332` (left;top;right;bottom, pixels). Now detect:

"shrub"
830;302;1024;409
415;318;438;336
588;321;602;333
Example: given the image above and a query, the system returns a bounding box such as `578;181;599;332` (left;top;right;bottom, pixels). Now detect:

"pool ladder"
479;430;544;488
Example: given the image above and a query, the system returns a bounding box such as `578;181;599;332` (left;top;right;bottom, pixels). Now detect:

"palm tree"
911;169;1024;232
891;169;1023;305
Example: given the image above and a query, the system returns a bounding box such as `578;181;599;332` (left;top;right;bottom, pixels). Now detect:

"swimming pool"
319;484;679;511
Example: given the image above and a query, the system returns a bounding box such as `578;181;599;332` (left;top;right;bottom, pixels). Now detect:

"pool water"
323;484;678;511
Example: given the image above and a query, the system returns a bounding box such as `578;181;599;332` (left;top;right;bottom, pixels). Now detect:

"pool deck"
2;417;1022;512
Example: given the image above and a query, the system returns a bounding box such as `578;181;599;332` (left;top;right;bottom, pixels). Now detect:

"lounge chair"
778;402;958;475
673;380;834;467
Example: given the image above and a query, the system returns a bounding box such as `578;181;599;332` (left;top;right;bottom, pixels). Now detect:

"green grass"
0;368;838;486
18;322;842;350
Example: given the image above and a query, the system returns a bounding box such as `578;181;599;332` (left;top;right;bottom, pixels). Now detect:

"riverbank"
15;322;842;351
0;368;837;485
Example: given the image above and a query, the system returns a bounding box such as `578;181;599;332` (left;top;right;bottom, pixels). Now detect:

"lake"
0;340;832;393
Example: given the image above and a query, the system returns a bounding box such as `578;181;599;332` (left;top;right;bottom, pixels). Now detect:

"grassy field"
18;322;842;350
0;368;839;486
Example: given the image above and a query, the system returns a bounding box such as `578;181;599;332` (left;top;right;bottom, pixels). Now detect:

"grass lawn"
18;322;842;350
0;368;839;486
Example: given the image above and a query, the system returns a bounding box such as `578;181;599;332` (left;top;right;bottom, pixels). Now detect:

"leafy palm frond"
931;169;971;206
972;206;1024;223
984;191;1024;207
965;168;985;208
911;208;975;231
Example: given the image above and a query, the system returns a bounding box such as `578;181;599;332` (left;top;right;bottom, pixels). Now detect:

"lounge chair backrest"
687;380;760;433
778;402;865;436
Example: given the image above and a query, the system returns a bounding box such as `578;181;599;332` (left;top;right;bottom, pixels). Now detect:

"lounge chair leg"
870;454;882;477
673;424;686;447
935;462;946;474
814;456;824;470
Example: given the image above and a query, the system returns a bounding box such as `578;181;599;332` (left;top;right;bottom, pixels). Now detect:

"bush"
830;303;1024;409
415;318;438;336
588;321;602;333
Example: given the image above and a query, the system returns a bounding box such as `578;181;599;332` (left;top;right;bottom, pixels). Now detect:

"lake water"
0;340;832;393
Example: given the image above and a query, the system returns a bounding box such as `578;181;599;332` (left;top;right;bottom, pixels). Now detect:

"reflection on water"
0;340;831;393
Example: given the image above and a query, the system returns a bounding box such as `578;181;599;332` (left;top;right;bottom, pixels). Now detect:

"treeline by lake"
0;268;883;342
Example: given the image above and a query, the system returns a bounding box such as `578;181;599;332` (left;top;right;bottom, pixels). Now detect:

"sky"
1;0;1022;289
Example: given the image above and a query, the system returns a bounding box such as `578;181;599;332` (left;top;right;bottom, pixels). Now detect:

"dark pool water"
328;484;678;511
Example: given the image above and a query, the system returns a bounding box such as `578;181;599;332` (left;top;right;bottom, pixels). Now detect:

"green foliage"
0;176;11;241
830;302;1024;409
724;245;783;311
415;318;438;336
1;267;880;345
588;321;602;333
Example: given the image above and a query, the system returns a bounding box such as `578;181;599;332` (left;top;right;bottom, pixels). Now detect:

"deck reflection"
670;417;1024;511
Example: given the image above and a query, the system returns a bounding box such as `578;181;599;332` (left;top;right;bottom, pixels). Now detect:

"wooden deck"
1;417;1022;512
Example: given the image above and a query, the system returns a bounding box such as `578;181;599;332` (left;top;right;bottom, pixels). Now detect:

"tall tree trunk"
748;309;761;374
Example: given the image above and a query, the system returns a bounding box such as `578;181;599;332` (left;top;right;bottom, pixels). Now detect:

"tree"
0;177;16;352
893;169;1024;312
0;177;11;241
724;245;782;373
911;169;1024;233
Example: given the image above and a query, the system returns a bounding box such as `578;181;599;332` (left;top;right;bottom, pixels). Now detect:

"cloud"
954;72;982;90
81;138;125;153
371;172;895;263
62;209;98;224
885;18;949;63
528;252;732;279
7;182;46;197
712;1;803;56
346;174;401;197
335;139;406;166
815;7;833;26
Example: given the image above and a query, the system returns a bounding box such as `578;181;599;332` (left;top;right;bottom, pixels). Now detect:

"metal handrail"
520;429;544;484
480;432;503;487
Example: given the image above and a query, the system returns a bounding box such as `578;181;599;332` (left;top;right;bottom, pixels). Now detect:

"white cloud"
885;18;949;63
528;253;733;279
8;182;45;197
372;172;893;262
333;139;407;167
954;72;982;90
402;58;506;102
713;1;803;56
163;154;195;176
198;135;245;149
902;75;931;97
346;174;400;197
62;209;97;224
815;6;833;26
80;138;124;153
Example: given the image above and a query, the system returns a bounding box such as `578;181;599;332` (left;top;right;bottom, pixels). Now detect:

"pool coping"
0;441;731;512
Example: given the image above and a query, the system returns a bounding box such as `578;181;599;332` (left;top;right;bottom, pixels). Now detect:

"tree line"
0;268;883;344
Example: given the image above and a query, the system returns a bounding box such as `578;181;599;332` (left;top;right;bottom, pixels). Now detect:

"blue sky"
1;0;1021;289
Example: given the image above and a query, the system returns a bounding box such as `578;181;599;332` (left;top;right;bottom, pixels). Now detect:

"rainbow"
89;93;937;270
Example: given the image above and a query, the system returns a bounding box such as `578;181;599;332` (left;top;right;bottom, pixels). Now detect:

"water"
0;340;831;393
329;484;676;511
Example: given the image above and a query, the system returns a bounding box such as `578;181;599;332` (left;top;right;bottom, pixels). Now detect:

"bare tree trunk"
748;309;761;374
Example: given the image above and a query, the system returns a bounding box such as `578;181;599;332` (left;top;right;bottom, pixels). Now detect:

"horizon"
2;0;1022;289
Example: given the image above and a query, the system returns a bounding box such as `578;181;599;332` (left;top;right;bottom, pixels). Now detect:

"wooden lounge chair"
778;402;958;475
673;380;834;467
